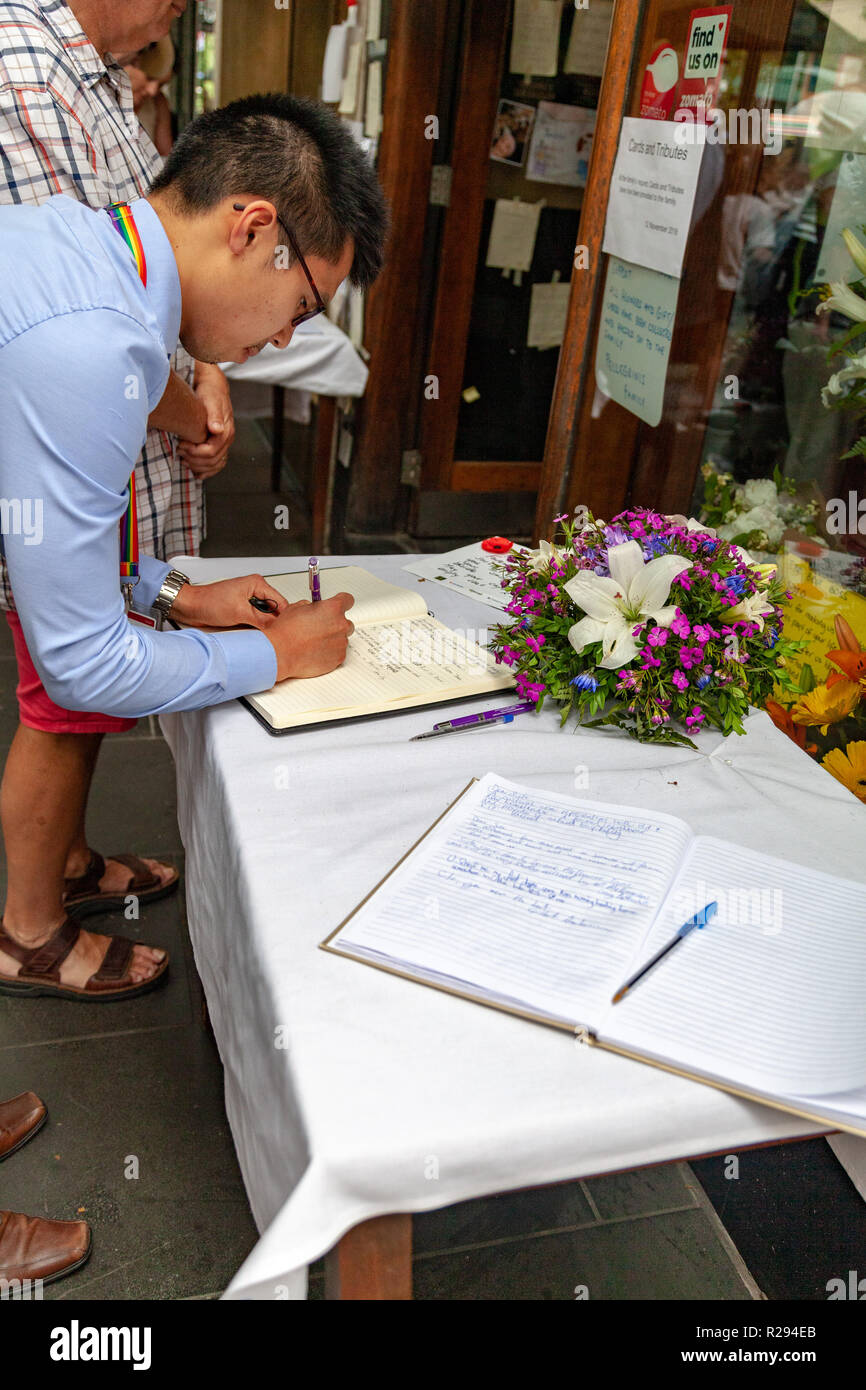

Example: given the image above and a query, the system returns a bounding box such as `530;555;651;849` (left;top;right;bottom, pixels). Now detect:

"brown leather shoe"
0;1210;91;1286
0;1091;47;1161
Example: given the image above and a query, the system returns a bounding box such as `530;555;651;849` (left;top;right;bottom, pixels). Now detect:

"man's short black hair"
149;92;389;289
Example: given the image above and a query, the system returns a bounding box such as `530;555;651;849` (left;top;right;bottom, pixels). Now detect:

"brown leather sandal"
64;851;179;919
0;918;169;1001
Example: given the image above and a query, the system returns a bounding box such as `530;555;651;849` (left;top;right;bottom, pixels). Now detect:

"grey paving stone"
81;737;182;858
412;1207;753;1301
413;1179;594;1255
584;1163;697;1221
0;1025;258;1300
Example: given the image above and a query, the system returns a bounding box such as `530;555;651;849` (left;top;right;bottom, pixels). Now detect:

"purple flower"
671;613;691;639
672;670;689;691
647;627;668;648
525;633;546;654
685;706;705;729
696;672;712;691
571;673;599;692
692;623;716;644
515;673;545;701
678;646;704;670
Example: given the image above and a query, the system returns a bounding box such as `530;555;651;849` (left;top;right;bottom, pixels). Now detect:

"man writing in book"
0;94;388;1002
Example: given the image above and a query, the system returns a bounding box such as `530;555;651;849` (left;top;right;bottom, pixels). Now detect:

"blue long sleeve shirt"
0;194;277;716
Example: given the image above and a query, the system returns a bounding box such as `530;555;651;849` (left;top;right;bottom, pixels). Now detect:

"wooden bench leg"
324;1214;412;1300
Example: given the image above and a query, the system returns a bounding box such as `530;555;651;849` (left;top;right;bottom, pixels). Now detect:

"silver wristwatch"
153;568;190;617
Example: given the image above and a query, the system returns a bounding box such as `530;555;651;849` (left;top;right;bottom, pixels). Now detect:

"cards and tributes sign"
601;117;705;279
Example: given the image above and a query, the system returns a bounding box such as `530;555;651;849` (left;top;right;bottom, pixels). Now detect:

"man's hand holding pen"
264;593;355;680
170;575;355;680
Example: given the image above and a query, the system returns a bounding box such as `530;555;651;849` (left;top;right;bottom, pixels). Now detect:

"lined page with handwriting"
604;836;866;1097
328;774;694;1024
248;617;513;728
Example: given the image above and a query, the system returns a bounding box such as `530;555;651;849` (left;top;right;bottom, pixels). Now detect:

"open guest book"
237;566;513;733
322;774;866;1138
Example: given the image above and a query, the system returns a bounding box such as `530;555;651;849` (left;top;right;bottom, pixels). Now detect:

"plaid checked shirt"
0;0;204;610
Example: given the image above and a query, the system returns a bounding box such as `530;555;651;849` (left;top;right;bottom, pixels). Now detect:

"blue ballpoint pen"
611;902;718;1004
410;700;538;741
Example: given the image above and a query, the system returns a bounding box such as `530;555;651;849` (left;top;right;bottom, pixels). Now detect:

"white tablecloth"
220;315;368;396
161;555;866;1300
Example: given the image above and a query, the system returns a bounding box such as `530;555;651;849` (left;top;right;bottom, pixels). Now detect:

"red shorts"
5;611;137;735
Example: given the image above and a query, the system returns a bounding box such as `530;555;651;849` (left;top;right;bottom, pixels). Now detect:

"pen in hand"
309;557;321;603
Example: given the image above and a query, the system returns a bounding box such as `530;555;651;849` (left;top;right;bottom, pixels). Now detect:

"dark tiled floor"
1;401;863;1300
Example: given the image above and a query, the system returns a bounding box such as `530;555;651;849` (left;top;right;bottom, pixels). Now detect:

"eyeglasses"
232;202;326;326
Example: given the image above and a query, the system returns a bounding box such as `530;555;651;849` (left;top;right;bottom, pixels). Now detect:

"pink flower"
647;627;668;648
671;613;691;638
685;706;705;728
672;670;689;690
678;646;704;670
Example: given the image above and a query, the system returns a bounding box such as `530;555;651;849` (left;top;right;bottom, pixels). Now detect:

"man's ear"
227;200;278;256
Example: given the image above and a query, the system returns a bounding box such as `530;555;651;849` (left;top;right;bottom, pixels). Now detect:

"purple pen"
308;557;321;602
410;700;538;741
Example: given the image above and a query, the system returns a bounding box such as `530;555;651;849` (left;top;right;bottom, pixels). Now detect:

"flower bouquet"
699;461;818;553
492;507;802;750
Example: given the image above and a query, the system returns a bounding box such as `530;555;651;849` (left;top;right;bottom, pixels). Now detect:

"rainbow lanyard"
105;202;147;600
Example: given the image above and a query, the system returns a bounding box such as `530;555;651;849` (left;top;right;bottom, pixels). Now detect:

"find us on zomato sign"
675;5;732;122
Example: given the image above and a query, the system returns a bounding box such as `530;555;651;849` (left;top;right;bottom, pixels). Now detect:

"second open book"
242;566;513;731
323;774;866;1138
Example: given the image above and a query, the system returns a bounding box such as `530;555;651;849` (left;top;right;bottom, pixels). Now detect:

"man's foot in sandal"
64;851;179;919
0;916;168;1001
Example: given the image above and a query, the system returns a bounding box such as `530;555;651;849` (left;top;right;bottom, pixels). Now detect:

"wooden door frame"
343;0;452;535
415;0;510;497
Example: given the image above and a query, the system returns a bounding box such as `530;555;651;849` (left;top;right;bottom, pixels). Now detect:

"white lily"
817;280;866;323
524;538;564;573
563;540;692;670
725;591;775;630
821;350;866;406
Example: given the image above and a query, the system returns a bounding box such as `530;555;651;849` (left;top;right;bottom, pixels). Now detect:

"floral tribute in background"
492;508;801;751
766;615;866;805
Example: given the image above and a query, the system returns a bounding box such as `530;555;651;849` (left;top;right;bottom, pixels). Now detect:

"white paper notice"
510;0;561;77
338;35;363;116
403;543;523;612
602;117;705;278
564;0;614;77
486;199;542;273
365;60;382;137
594;255;679;427
527;280;570;349
527;102;596;186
